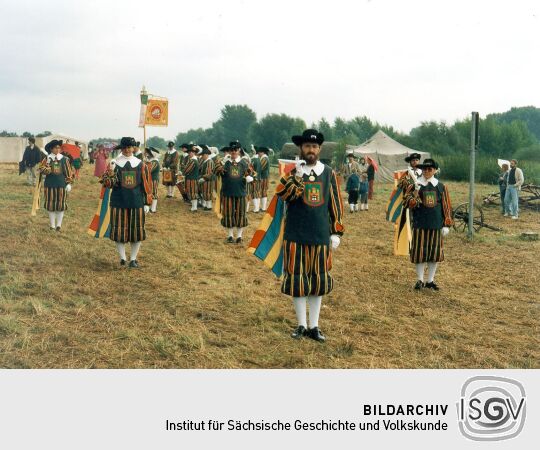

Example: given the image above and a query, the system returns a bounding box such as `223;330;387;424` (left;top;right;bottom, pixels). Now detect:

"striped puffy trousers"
109;207;146;243
259;178;269;197
43;187;67;211
220;196;248;228
151;180;159;199
251;180;262;198
200;181;213;201
281;240;334;297
410;228;444;263
185;179;198;200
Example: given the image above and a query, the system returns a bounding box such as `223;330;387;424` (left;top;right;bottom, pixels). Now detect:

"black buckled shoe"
56;226;61;232
120;259;126;266
414;280;424;290
128;260;139;268
291;325;307;339
424;281;440;291
236;237;243;244
226;236;234;243
307;327;326;343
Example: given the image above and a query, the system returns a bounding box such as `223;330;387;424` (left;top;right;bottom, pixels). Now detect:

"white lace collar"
113;154;141;168
232;156;242;163
49;153;64;161
417;175;438;186
300;160;324;177
167;148;177;155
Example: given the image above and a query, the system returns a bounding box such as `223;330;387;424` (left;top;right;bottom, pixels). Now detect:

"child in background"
359;173;369;210
345;171;360;213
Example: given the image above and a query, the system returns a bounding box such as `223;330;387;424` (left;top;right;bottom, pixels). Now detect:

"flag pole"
140;85;148;149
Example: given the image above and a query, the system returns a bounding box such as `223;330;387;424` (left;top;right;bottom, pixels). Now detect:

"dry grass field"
0;163;539;368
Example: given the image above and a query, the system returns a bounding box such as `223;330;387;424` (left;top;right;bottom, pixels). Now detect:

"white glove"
246;175;254;183
144;205;150;214
223;154;232;163
330;234;341;250
295;158;307;175
65;184;72;193
198;178;205;184
442;227;450;237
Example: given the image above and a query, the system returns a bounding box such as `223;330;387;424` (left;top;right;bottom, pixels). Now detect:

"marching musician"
100;137;153;268
38;139;74;231
162;141;179;198
275;129;344;342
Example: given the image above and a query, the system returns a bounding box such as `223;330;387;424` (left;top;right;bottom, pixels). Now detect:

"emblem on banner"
162;169;173;183
303;182;323;207
457;376;526;441
121;170;137;189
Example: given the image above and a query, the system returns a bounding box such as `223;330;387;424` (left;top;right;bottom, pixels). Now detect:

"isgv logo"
457;376;526;441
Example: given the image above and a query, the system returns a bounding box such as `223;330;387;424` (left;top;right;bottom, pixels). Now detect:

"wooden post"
468;112;479;239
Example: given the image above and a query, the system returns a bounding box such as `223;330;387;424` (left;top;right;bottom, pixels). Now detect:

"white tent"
347;130;430;182
0;134;89;163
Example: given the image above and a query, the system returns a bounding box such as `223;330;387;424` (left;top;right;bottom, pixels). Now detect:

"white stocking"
237;227;244;238
261;197;268;211
116;243;126;260
151;199;157;212
293;297;307;328
427;262;438;283
48;212;56;228
130;241;141;261
55;211;64;227
228;228;234;238
415;263;426;282
191;200;198;211
308;295;322;329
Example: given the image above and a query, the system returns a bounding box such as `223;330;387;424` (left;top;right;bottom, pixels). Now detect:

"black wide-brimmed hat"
45;139;63;153
199;144;211;155
145;146;160;156
135;141;141;147
255;146;270;154
405;152;422;163
167;141;175;148
115;137;138;150
417;158;439;170
219;146;230;153
292;129;324;146
229;140;242;150
179;143;189;150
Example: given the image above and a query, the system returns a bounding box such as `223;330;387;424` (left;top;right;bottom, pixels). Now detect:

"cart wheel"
452;203;484;233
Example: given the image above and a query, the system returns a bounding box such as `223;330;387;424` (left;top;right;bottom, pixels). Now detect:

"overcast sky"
1;0;539;142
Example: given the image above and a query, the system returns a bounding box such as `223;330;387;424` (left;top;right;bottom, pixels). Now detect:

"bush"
435;154;540;185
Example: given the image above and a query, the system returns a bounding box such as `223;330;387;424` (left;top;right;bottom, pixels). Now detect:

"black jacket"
22;145;43;167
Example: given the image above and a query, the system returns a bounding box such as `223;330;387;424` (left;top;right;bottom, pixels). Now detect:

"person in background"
94;144;108;178
359;172;369;210
88;143;95;164
504;159;524;220
342;153;360;185
22;137;44;186
358;156;369;175
72;141;83;179
498;163;509;215
367;157;376;199
345;170;360;213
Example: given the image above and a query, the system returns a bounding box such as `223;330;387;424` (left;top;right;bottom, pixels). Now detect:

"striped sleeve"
203;159;214;180
442;184;454;226
141;163;153;204
213;159;224;175
260;157;268;171
183;159;196;176
402;181;421;208
275;172;304;202
63;158;75;183
329;170;345;236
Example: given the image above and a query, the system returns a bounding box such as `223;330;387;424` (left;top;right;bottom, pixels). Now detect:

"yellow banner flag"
145;99;168;126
